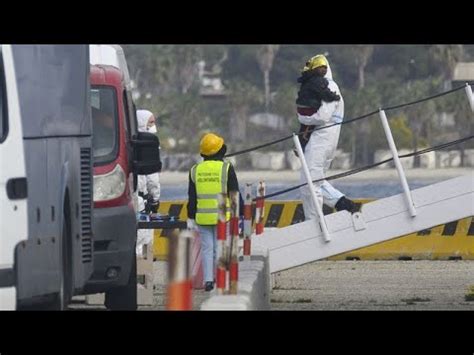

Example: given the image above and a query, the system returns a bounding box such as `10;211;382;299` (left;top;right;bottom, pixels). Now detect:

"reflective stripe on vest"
192;160;231;225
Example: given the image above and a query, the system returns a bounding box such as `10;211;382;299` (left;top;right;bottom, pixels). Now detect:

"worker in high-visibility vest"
187;133;241;292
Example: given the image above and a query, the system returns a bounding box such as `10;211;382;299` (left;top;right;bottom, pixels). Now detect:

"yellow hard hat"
303;54;329;72
200;133;224;156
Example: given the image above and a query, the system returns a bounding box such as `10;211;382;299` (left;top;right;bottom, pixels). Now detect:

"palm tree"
448;90;473;166
403;80;437;167
227;80;263;143
173;45;203;94
256;45;280;112
430;45;464;88
352;45;374;90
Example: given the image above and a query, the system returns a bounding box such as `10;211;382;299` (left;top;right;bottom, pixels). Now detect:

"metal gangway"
253;172;474;273
247;84;474;273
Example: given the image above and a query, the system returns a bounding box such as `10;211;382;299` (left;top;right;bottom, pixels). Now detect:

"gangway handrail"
225;84;471;158
253;134;474;201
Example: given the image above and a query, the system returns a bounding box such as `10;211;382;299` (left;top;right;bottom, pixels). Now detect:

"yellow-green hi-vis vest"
191;160;231;225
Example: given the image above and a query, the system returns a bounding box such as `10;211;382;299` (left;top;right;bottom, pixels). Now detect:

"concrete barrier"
418;151;436;169
374;149;420;169
286;150;301;171
200;249;271;310
163;154;201;171
435;150;474;168
436;151;461;168
374;150;394;169
463;149;474;167
226;156;238;168
331;150;351;170
250;151;286;171
397;149;415;169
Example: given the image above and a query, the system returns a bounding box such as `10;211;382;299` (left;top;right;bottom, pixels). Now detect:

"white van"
0;45;93;310
0;45;28;310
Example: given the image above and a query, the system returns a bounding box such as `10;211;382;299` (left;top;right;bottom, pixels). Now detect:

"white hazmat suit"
136;109;161;256
136;109;161;208
298;62;345;221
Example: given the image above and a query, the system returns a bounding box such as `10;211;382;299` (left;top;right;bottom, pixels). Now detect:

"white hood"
324;60;340;97
137;109;153;132
325;62;333;81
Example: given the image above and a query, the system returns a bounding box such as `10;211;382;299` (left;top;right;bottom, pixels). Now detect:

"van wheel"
52;212;73;310
37;212;72;310
104;252;137;311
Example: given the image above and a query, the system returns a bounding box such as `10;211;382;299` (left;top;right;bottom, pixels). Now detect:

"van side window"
0;49;8;143
91;86;119;165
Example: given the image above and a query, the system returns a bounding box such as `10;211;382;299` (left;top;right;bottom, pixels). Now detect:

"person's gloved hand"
144;195;159;214
149;200;160;214
187;219;198;231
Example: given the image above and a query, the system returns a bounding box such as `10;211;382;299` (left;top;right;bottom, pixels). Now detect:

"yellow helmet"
200;133;224;156
303;54;329;72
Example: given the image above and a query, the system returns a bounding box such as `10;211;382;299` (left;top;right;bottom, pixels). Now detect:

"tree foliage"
122;44;474;165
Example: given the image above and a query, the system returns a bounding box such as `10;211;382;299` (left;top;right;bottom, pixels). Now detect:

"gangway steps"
253;173;474;273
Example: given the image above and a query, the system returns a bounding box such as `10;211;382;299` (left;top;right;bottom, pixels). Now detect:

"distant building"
436;62;474;127
198;60;227;98
435;112;455;127
453;62;474;86
249;112;286;130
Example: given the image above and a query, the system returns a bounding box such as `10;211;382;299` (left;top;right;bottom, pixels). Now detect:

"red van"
85;45;159;310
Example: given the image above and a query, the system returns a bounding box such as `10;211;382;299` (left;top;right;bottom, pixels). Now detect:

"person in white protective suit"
136;109;161;214
136;109;161;256
297;54;361;221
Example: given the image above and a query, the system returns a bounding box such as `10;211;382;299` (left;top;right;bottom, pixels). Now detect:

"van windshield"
91;86;119;165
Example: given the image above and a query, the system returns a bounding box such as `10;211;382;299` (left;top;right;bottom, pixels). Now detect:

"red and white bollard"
255;181;266;235
243;184;253;262
229;190;240;294
216;193;228;295
167;229;193;310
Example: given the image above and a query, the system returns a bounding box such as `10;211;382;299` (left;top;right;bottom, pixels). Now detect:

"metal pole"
379;109;417;217
465;83;474;112
255;181;266;235
243;184;253;262
229;191;240;294
292;133;331;242
167;229;193;310
216;193;228;295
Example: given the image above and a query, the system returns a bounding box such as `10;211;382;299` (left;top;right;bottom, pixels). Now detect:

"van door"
123;89;139;211
0;45;28;310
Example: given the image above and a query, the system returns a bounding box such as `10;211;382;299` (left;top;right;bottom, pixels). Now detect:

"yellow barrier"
150;200;474;261
152;201;188;260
